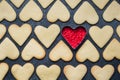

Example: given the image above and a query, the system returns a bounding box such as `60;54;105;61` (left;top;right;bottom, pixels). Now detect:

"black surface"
0;0;120;80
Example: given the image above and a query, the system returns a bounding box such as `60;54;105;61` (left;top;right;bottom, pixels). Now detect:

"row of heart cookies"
0;36;120;62
0;62;120;80
0;24;120;48
10;0;111;9
0;0;120;23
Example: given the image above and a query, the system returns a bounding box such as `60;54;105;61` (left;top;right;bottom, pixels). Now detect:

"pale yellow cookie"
36;65;61;80
118;64;120;73
19;0;43;21
34;24;60;48
89;25;113;48
65;0;81;9
92;0;109;9
103;0;120;22
117;25;120;37
8;24;32;46
0;63;9;80
103;38;120;61
76;40;99;62
49;40;73;61
47;0;70;22
0;24;6;39
22;38;45;61
91;65;114;80
0;0;16;21
10;0;25;8
38;0;54;8
11;63;34;80
0;37;19;60
74;1;99;24
64;64;87;80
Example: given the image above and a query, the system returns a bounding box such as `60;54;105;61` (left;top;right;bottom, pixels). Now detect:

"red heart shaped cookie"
62;26;87;49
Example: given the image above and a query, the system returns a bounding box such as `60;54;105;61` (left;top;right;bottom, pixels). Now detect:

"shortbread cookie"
8;24;32;46
0;24;6;39
92;0;109;9
0;37;19;60
0;0;16;21
22;38;45;61
89;25;113;48
62;26;86;49
47;0;70;22
64;64;87;80
103;38;120;61
0;63;9;80
65;0;81;9
117;25;120;37
34;24;60;48
103;0;120;22
76;40;99;62
36;65;61;80
11;63;34;80
74;1;99;24
91;65;114;80
118;64;120;73
10;0;25;8
38;0;54;8
49;40;73;61
19;0;43;21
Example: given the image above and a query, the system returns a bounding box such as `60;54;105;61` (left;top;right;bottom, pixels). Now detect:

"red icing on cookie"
62;26;87;49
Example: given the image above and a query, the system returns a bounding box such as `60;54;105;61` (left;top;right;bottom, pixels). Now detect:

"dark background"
0;0;120;80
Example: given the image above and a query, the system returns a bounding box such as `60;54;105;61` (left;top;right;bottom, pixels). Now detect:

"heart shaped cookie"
92;0;109;9
34;24;60;48
8;24;32;46
0;37;19;60
117;25;120;37
0;63;9;80
74;1;99;24
76;40;99;62
64;64;87;80
36;65;61;80
0;0;16;21
49;40;73;61
47;0;70;22
11;63;34;80
19;0;43;21
103;38;120;61
0;24;6;39
103;0;120;22
89;25;113;48
118;64;120;73
22;38;45;61
62;26;86;49
10;0;25;8
38;0;54;8
91;65;114;80
65;0;81;9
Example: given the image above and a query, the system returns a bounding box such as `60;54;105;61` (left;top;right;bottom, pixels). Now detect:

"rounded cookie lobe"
0;63;9;80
